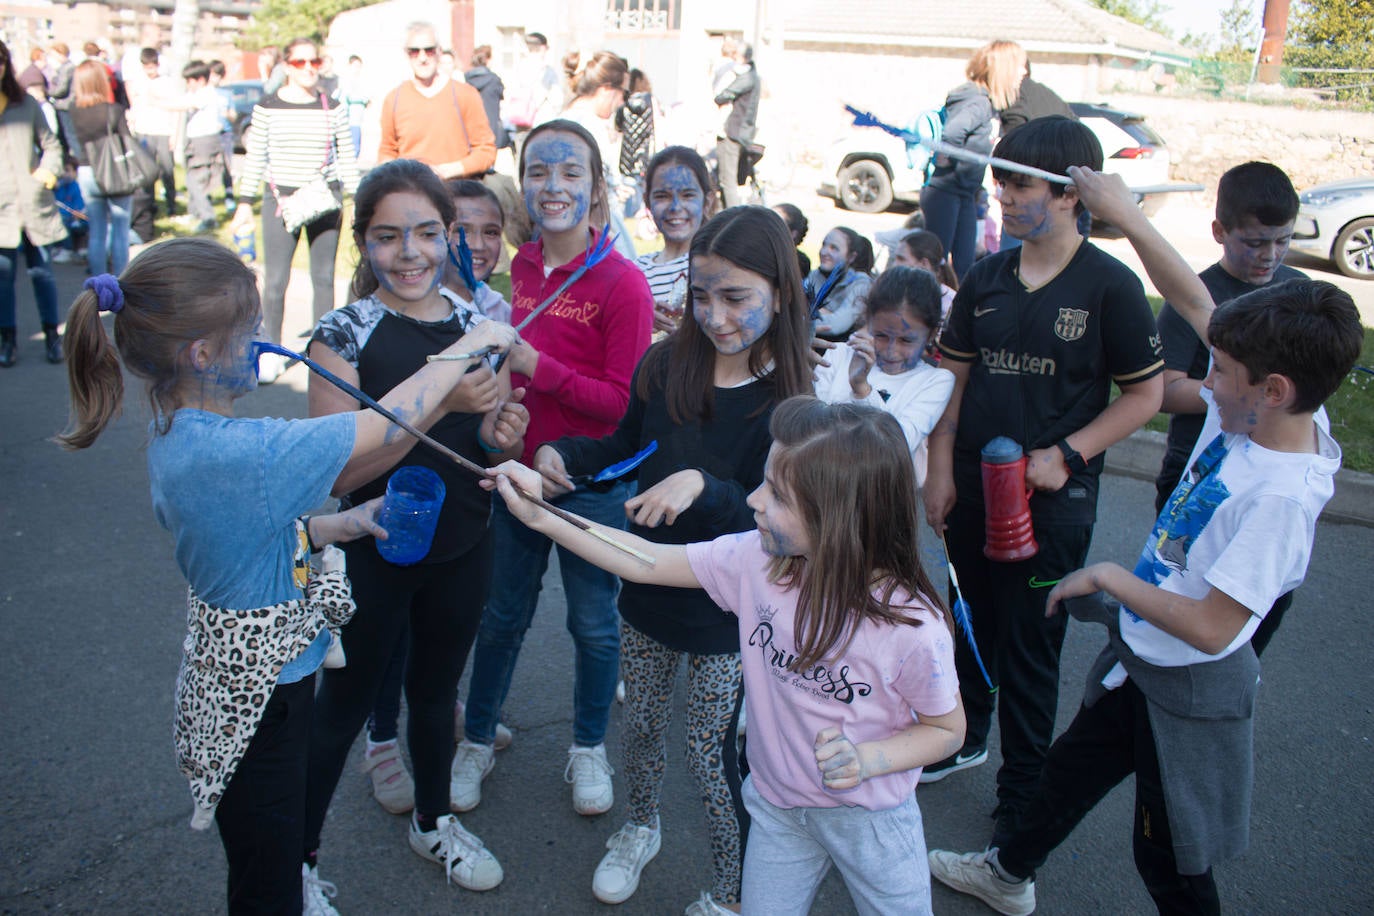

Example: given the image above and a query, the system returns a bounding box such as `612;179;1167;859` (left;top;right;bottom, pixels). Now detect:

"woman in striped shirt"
233;37;359;382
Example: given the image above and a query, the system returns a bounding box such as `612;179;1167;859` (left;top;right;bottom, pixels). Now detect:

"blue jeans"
76;166;132;277
0;235;59;331
464;482;629;748
919;184;978;281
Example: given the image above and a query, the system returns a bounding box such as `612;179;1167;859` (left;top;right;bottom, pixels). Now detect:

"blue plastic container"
233;224;257;263
376;466;446;566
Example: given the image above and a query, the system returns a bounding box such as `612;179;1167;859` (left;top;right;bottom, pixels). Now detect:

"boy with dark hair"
181;60;228;233
208;59;236;212
127;46;177;240
1155;161;1302;655
929;168;1364;916
923;117;1164;842
1156;161;1303;508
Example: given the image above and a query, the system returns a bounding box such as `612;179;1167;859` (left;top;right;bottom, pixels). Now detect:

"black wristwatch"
1055;439;1089;474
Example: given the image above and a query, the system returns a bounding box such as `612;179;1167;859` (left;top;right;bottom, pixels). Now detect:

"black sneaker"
919;746;988;784
990;801;1024;849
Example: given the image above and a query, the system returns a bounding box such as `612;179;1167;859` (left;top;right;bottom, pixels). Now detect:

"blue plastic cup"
376;466;446;566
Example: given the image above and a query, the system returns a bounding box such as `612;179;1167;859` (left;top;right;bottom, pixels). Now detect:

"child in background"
890;229;959;321
536;206;814;913
806;226;875;341
813;267;954;485
771;202;811;277
59;237;515;914
453;119;654;819
208;60;236;213
1155;162;1305;658
633;146;718;335
443;178;513;322
486;397;965;916
181;60;228;233
304;160;527;896
929;165;1363;916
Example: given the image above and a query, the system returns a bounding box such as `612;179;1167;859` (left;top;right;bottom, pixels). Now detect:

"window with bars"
605;0;680;33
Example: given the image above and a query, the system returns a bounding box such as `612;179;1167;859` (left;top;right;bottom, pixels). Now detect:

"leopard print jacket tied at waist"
174;560;355;830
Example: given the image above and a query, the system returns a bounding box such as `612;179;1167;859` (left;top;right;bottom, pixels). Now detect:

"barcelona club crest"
1054;307;1089;342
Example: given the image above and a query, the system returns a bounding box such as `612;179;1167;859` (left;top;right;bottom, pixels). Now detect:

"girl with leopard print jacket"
58;237;516;914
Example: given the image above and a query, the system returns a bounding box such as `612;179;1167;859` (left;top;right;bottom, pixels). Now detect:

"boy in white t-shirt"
928;168;1365;916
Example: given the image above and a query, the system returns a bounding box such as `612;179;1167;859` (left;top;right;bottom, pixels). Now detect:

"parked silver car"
1292;178;1374;279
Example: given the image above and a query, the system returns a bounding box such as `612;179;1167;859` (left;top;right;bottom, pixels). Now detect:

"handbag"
270;93;342;233
84;107;158;197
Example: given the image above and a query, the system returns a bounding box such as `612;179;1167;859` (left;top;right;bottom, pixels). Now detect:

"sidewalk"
1107;429;1374;526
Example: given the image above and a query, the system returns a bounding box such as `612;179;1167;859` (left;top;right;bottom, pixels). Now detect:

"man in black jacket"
713;43;759;208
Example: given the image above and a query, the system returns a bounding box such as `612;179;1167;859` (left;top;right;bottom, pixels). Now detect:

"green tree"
1216;0;1259;63
240;0;376;49
1088;0;1174;36
1290;0;1374;49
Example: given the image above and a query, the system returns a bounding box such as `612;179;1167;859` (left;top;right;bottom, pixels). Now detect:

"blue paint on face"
522;132;594;236
998;177;1060;241
648;164;705;243
1215;215;1294;285
363;192;449;305
817;230;850;275
868;307;932;374
689;253;776;357
746;446;813;558
208;324;261;395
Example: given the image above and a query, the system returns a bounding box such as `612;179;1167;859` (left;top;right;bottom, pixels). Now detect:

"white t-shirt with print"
1116;388;1339;670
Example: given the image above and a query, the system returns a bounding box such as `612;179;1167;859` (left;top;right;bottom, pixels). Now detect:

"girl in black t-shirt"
534;206;814;912
303;159;527;900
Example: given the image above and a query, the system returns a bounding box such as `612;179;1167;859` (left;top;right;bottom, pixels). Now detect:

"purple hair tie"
83;274;125;314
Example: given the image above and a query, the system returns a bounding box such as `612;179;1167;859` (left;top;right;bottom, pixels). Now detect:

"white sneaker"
409;813;504;891
454;700;513;751
565;744;615;815
301;863;339;916
928;848;1035;916
592;821;661;904
684;890;736;915
450;739;495;812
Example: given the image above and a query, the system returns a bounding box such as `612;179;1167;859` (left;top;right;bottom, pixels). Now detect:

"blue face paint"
522;133;594;235
648;164;704;244
690;254;775;357
817;230;849;274
363;194;449;305
868;308;931;374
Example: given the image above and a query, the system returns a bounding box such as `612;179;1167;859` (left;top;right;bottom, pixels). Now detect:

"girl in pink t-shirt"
486;396;966;916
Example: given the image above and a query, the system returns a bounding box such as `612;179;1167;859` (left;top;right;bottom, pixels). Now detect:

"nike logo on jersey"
1028;576;1061;589
973;306;998;317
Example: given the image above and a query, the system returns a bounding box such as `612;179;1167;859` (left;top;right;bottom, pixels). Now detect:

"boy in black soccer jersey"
922;116;1163;844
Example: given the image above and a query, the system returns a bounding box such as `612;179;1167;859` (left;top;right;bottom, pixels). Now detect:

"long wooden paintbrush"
256;341;655;566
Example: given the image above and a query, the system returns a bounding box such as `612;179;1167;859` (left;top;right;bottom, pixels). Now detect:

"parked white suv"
818;102;1178;216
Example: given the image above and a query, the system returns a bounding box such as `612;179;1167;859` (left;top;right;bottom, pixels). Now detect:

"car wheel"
837;160;893;213
1333;218;1374;280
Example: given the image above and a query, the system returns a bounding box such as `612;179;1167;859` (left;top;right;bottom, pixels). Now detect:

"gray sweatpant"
741;776;932;915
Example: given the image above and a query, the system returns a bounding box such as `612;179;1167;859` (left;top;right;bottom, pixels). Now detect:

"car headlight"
1299;189;1369;207
1293;215;1318;239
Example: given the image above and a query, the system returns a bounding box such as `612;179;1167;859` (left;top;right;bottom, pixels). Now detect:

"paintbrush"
940;532;996;692
255;341;655;566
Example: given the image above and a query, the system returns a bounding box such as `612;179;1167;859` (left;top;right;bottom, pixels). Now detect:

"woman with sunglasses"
233;36;360;383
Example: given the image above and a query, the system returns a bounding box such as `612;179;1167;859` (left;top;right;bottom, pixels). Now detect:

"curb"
1106;430;1374;528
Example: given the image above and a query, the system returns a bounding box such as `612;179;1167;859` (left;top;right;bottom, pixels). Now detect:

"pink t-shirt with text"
687;531;959;811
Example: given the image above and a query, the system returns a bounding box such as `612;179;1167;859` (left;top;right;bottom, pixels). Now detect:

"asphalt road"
2;260;1371;915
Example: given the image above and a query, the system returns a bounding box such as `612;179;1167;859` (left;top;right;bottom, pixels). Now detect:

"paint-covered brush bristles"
449;226;484;295
940;533;996;692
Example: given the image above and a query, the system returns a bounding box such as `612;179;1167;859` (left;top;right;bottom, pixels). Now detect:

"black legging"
304;532;493;854
260;189;341;345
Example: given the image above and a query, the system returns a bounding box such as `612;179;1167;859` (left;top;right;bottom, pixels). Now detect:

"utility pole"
1257;0;1290;84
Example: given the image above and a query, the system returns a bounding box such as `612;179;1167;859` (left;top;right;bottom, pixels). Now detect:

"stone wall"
1088;93;1374;198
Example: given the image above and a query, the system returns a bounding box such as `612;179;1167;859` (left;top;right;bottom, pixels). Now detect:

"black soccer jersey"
939;242;1163;523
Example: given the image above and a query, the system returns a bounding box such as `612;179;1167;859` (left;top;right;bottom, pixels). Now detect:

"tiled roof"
783;0;1187;56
